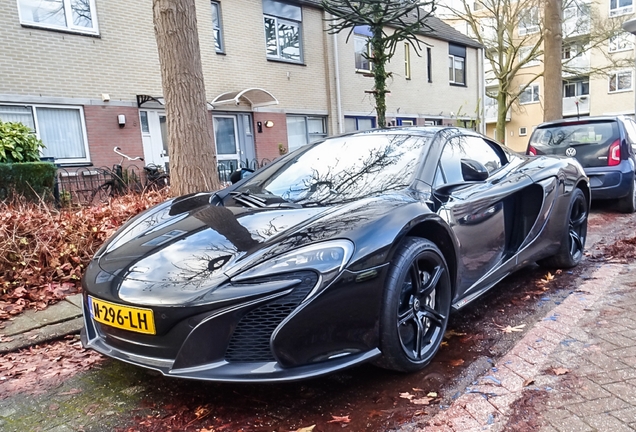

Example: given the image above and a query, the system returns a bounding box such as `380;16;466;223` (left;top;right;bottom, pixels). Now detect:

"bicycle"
90;147;169;203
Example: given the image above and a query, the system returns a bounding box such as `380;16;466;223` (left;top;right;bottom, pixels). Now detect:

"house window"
519;46;540;67
211;1;224;53
609;71;633;93
519;84;540;104
610;0;633;16
609;33;634;53
263;0;302;63
563;80;589;97
518;8;539;35
344;116;375;133
17;0;99;35
404;43;411;79
0;104;89;163
449;44;466;85
519;127;528;136
354;25;372;71
427;47;432;83
286;115;327;152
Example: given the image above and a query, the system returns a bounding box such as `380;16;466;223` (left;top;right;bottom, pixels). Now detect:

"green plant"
0;120;45;163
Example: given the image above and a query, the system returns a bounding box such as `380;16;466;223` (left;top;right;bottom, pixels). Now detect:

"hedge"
0;162;57;201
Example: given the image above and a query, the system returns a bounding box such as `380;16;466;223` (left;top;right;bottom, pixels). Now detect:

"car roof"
342;126;482;139
535;116;628;129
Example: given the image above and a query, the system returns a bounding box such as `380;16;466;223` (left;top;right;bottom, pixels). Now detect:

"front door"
139;110;169;171
213;114;256;178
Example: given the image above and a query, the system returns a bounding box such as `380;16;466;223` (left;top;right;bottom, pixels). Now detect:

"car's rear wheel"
539;188;588;269
618;177;636;214
376;237;451;372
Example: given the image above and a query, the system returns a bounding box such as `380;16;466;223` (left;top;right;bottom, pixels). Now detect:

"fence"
55;158;271;206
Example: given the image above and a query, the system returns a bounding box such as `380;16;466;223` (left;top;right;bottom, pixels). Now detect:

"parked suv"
527;116;636;213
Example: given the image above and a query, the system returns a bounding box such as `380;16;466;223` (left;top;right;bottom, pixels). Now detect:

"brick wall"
253;112;287;162
84;106;144;169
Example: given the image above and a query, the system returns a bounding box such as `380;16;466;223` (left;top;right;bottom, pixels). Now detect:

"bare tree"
543;0;563;121
153;0;221;196
445;0;630;142
322;0;436;128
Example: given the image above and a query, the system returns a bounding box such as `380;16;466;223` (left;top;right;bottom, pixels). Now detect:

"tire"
538;188;588;269
618;177;636;214
376;237;452;373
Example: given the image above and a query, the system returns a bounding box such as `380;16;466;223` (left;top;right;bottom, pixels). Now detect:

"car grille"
225;271;319;363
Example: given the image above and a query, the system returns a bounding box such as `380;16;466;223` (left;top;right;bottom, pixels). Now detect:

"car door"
433;135;532;300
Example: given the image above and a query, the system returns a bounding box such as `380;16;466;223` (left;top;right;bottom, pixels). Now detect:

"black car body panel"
82;127;589;382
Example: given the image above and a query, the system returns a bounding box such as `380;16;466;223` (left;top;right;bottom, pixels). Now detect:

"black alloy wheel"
377;237;451;372
539;188;588;269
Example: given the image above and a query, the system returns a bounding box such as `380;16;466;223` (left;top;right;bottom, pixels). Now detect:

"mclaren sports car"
81;127;590;382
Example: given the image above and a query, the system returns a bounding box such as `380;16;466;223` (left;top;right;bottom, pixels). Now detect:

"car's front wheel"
539;188;588;269
376;237;451;372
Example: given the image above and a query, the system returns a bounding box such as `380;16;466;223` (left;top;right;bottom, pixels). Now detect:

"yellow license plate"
88;296;156;335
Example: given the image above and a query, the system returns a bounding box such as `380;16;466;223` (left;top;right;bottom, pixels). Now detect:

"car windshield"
235;133;431;206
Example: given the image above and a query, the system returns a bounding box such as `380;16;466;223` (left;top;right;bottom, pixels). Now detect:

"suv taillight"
527;145;537;156
608;140;621;166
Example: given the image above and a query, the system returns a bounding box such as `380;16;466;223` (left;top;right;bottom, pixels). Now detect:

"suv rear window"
529;121;620;168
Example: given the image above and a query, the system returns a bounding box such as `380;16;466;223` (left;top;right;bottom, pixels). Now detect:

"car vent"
225;271;319;363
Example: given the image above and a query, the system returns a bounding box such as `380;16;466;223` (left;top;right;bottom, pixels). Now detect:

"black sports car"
81;127;589;382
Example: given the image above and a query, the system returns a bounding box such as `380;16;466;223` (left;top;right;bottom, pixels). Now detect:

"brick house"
0;0;483;173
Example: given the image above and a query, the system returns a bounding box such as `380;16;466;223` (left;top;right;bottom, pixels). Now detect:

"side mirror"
230;168;254;184
461;159;489;181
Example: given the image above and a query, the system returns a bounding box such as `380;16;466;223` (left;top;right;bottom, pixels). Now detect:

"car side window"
623;119;636;151
435;135;507;186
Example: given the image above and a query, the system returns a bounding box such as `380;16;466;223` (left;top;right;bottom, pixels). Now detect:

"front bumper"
81;267;387;382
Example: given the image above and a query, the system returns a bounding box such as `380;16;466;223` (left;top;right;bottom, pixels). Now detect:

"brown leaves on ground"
0;336;103;399
494;322;526;333
327;415;351;424
552;367;569;376
0;190;168;319
600;235;636;261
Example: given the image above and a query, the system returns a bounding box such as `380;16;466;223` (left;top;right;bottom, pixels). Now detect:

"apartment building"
484;0;635;151
0;0;483;172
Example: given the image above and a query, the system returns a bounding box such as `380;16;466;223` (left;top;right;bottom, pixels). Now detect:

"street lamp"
622;18;636;117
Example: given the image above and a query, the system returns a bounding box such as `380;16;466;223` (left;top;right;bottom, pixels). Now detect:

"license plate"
88;296;156;335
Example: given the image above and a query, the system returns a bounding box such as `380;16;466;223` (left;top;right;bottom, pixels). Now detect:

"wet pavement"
0;207;635;431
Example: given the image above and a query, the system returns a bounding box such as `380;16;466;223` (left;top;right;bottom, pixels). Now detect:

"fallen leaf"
449;358;465;367
426;392;438;398
58;388;82;396
444;329;467;338
327;415;351;424
541;272;555;283
495;323;526;333
412;387;424;392
399;392;414;400
296;426;316;432
522;378;535;387
411;397;433;405
552;367;569;376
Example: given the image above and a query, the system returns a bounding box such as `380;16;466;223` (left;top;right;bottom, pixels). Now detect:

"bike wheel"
90;182;113;204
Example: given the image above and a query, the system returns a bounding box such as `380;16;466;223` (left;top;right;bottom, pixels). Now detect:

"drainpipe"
478;47;485;134
623;18;636;117
331;16;344;134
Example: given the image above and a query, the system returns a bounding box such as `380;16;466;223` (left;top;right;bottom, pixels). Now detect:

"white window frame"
354;27;373;72
404;42;411;79
608;70;633;93
518;8;539;36
519;127;528;136
17;0;99;35
0;103;90;164
563;80;589;97
609;33;634;53
449;55;466;85
286;115;327;151
610;0;633;16
211;1;224;53
519;84;540;105
263;1;303;64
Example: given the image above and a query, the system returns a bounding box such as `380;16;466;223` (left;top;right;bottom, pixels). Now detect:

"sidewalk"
404;262;636;432
0;294;83;354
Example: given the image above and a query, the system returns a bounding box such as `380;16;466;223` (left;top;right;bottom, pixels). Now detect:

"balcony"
563;52;590;78
484;104;511;124
563;96;590;117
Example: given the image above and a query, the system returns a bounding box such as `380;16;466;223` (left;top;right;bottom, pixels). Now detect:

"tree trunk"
543;0;563;121
496;91;507;143
371;27;389;128
152;0;221;197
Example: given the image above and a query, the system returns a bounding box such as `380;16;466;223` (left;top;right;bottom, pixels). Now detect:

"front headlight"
232;240;354;282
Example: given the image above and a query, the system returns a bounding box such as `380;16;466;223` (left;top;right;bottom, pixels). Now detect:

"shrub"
0;120;45;163
0;162;57;201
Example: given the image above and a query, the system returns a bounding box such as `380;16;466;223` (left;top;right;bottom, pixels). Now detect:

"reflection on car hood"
96;193;332;284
